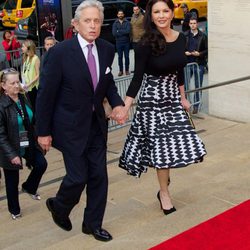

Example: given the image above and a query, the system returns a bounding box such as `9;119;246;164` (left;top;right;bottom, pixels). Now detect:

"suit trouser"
54;113;108;230
27;87;37;112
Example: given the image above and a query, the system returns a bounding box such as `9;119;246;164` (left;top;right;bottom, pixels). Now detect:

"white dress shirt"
77;33;100;83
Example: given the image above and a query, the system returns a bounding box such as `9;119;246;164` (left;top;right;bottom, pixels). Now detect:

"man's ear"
71;18;75;26
72;19;79;32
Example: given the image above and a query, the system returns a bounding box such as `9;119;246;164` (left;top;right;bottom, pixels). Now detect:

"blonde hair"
23;39;37;63
0;68;20;95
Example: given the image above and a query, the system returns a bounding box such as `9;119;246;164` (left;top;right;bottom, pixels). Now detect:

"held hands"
38;136;52;152
110;96;134;124
110;106;129;125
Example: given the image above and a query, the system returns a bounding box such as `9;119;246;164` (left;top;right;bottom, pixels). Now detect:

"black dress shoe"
157;191;176;215
46;198;72;231
82;223;113;242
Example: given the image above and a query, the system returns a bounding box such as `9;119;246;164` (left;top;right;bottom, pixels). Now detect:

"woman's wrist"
124;97;134;111
181;95;187;101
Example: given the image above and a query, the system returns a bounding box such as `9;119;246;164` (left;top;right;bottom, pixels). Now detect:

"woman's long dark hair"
141;0;175;56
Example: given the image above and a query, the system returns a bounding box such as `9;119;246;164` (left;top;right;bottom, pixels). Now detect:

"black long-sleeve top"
127;32;187;98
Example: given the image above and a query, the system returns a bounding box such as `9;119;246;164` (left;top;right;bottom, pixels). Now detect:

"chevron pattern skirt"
119;73;207;177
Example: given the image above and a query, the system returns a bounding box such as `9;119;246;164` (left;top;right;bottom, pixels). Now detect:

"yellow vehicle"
174;0;207;20
2;0;35;28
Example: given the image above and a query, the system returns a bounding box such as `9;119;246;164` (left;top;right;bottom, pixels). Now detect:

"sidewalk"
0;114;249;249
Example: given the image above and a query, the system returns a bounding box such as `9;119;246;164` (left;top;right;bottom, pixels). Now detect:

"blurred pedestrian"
0;68;47;220
44;36;57;52
21;40;40;111
130;5;144;51
184;17;208;114
40;36;57;70
112;9;131;76
65;19;77;39
2;30;21;69
180;3;193;32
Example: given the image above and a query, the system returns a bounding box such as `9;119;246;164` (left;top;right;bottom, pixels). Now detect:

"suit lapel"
71;37;94;92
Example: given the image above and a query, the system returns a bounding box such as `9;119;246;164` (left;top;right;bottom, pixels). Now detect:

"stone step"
95;196;236;250
0;115;250;249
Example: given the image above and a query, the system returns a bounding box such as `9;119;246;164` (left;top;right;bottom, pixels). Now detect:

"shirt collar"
77;33;96;49
191;30;199;36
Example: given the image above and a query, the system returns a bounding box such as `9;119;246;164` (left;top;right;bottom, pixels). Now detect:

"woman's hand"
181;97;191;111
179;85;191;111
11;156;22;166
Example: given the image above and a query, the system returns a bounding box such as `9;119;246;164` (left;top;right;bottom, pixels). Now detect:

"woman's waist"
144;70;177;77
143;72;177;80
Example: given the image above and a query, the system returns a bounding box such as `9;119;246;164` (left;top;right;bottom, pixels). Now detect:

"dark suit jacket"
36;36;123;156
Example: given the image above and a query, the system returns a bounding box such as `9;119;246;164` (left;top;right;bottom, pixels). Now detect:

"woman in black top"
0;68;47;220
116;0;206;215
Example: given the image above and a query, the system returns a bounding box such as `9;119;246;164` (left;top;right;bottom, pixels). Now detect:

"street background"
0;21;208;113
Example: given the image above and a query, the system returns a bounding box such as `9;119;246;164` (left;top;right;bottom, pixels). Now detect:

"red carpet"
149;200;250;250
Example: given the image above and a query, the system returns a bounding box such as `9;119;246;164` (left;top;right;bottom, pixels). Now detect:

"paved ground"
0;113;249;250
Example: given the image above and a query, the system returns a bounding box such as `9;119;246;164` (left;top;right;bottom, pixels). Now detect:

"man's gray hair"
74;0;104;22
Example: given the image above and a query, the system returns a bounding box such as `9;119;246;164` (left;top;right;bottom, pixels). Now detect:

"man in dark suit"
36;0;124;242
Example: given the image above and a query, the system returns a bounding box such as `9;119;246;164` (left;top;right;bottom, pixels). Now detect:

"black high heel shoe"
157;191;176;215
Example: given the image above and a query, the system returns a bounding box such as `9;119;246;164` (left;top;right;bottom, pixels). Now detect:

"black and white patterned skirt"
119;73;207;177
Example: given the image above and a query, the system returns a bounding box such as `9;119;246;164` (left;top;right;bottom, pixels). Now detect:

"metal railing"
2;48;249;131
109;63;206;131
0;47;44;71
108;75;138;131
109;70;250;131
186;75;250;93
184;62;203;111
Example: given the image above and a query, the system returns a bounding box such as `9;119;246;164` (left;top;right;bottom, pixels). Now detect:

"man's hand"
191;50;200;57
38;136;52;152
110;106;128;125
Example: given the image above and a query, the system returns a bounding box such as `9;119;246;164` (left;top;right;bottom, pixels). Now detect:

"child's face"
21;43;28;54
44;40;55;51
